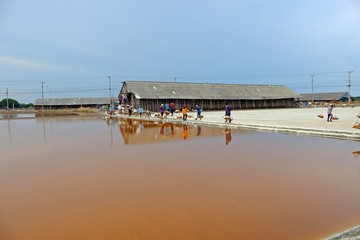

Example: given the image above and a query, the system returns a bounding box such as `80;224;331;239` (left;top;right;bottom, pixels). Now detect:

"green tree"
26;103;34;108
0;98;20;109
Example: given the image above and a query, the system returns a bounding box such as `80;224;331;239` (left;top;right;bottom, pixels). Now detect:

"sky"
0;0;359;103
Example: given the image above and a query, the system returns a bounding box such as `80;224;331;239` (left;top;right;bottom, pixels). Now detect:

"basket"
332;116;339;120
353;151;360;157
353;122;360;129
317;114;324;118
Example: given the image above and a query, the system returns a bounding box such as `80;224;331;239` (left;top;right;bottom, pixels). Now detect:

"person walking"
196;105;202;120
169;102;175;116
327;104;334;122
182;105;189;121
138;105;143;118
159;104;165;117
128;106;133;116
225;103;232;123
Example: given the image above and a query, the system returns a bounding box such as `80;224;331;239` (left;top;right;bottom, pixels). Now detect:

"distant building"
34;97;110;109
300;92;350;103
118;81;301;112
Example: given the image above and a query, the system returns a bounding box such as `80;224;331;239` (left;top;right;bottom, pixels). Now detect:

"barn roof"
300;92;349;101
34;97;110;106
120;81;300;100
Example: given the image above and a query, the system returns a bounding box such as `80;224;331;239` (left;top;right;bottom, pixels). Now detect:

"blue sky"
1;0;359;103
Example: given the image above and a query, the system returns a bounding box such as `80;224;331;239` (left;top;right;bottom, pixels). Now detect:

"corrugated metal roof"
34;97;110;106
300;92;349;101
121;81;301;100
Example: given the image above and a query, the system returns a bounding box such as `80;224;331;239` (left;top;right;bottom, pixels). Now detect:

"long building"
34;97;110;109
118;81;301;112
300;92;350;102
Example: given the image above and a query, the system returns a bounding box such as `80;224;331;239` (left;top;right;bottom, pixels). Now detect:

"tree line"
0;99;34;109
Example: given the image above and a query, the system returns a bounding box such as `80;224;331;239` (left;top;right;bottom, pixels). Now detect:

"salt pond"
1;116;360;240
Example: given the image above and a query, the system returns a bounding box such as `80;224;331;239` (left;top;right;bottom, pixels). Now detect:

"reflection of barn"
119;81;300;112
117;118;238;145
300;92;350;103
34;97;110;109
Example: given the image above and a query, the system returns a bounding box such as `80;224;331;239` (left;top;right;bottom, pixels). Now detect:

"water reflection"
7;118;12;142
0;113;35;119
224;128;232;145
352;151;360;176
105;117;115;145
196;125;201;136
111;118;236;145
2;117;360;240
1;113;18;119
42;116;48;143
182;124;189;140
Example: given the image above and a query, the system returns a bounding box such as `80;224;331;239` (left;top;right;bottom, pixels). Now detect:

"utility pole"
310;74;315;103
6;88;9;110
107;75;112;105
347;71;353;104
174;77;176;82
41;81;45;110
47;85;52;110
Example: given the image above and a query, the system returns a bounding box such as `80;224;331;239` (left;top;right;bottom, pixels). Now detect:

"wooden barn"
34;97;110;109
300;92;350;103
118;81;300;112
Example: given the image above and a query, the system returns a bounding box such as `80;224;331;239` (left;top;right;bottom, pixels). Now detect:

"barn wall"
130;97;297;112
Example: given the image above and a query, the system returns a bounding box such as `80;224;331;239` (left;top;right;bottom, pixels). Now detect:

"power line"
348;71;353;104
310;74;315;103
108;75;112;105
6;88;9;110
41;81;45;110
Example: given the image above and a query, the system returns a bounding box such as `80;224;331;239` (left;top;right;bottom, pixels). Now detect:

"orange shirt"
182;107;189;115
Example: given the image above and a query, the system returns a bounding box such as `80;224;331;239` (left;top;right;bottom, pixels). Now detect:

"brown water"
1;116;360;240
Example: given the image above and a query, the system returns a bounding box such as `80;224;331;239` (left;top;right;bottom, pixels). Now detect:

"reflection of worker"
170;124;175;137
127;119;136;134
160;124;165;135
182;124;189;140
225;128;232;145
197;125;201;136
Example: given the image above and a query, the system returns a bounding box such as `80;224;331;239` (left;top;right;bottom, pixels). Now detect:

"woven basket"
353;122;360;129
